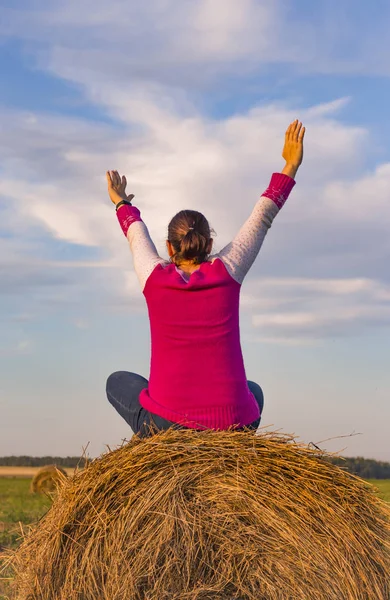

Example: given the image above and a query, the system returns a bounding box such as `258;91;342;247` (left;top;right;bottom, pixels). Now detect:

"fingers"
106;170;134;202
286;120;304;142
107;170;127;190
286;120;297;141
291;120;300;140
285;122;293;140
294;122;302;142
121;175;127;195
290;120;298;140
111;170;121;187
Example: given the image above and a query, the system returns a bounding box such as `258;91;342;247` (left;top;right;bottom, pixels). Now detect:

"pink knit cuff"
262;173;296;209
116;205;142;236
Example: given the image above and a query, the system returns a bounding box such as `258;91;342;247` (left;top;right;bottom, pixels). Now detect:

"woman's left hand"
106;170;135;206
281;120;305;179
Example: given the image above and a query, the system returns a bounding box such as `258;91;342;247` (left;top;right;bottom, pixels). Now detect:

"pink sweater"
116;173;296;429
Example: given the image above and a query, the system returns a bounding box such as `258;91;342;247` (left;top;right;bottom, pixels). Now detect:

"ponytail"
167;210;212;266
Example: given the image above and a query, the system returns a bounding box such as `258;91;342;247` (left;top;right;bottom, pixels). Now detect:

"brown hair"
167;210;213;266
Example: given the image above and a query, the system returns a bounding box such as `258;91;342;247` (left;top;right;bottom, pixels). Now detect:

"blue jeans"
106;371;264;437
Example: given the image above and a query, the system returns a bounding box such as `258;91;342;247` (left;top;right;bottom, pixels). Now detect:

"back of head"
168;210;212;266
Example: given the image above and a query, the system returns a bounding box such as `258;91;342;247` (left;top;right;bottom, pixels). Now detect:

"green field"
368;479;390;502
0;480;51;598
0;478;389;598
0;479;51;551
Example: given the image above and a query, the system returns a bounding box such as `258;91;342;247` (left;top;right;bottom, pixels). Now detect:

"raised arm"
215;120;305;284
106;170;165;290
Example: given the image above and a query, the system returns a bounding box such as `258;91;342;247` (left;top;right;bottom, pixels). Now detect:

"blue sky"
1;0;390;459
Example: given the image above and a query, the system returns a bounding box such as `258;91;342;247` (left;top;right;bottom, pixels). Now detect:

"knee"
247;380;264;411
106;371;125;400
247;380;263;397
106;371;147;403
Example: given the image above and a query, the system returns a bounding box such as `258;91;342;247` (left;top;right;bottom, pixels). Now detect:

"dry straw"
7;429;390;599
30;465;68;494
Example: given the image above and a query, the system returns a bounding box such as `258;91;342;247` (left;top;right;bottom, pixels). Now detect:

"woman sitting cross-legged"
106;120;305;437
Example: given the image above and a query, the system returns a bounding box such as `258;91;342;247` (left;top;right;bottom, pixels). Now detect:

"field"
0;470;75;599
0;476;389;598
0;467;75;479
0;468;75;550
368;479;390;502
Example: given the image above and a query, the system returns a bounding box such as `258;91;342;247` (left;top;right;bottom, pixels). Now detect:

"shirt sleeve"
213;173;296;284
116;204;167;290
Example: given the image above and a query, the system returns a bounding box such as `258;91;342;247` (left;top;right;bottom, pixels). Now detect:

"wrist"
282;163;299;179
115;199;132;211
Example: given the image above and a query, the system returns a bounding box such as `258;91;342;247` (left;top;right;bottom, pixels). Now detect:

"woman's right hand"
106;170;135;206
281;120;305;179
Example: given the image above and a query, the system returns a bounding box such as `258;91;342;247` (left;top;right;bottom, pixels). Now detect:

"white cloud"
0;1;285;72
1;94;389;338
0;339;34;358
73;318;89;330
17;340;33;353
243;333;317;347
306;98;352;118
2;0;390;90
323;163;390;220
242;277;390;343
1;1;389;342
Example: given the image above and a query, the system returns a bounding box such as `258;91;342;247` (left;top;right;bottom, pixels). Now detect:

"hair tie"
188;227;194;230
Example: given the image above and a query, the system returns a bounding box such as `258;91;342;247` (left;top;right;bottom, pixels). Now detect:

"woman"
106;120;305;436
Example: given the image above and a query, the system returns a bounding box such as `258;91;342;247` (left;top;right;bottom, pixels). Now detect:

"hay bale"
9;430;390;599
30;465;68;494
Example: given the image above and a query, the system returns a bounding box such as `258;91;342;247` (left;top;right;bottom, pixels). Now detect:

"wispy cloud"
323;163;390;220
242;277;390;343
1;0;389;339
1;94;389;335
0;339;34;358
3;0;390;85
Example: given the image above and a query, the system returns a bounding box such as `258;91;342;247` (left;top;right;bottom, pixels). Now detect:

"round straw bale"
9;429;390;599
30;465;68;494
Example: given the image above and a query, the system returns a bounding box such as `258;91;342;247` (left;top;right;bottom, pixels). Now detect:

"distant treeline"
0;455;389;478
0;456;89;468
327;456;390;479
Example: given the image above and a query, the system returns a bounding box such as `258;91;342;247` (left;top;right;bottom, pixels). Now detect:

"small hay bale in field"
30;465;68;494
8;429;390;600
